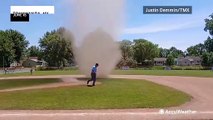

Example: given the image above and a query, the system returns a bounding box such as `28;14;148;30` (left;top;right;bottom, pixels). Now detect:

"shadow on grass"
87;85;94;87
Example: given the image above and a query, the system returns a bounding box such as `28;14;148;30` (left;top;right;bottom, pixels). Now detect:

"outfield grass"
0;78;191;110
0;70;81;77
0;69;212;77
113;70;213;77
0;78;60;90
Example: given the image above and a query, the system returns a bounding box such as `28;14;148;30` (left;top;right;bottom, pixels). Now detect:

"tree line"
0;28;74;68
118;37;213;67
0;13;213;68
119;13;213;67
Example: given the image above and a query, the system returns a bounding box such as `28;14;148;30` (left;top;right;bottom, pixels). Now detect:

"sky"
0;0;213;51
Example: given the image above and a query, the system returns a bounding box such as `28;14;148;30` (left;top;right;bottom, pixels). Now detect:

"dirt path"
0;75;212;119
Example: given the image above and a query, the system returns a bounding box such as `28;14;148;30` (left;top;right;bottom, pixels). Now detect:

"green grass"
0;69;212;77
0;78;61;90
113;70;213;77
0;70;81;77
0;78;191;110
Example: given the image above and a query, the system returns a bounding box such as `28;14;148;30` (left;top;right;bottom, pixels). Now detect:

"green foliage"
171;65;211;70
202;52;209;66
120;40;133;60
131;66;166;70
117;57;137;68
0;31;14;67
169;47;184;58
159;48;170;58
0;30;28;67
118;40;136;67
166;54;174;66
158;47;184;58
186;13;213;57
4;29;29;62
39;27;74;67
204;37;213;52
204;13;213;53
187;43;206;56
27;46;42;58
202;52;213;66
204;13;213;37
151;66;165;70
133;39;159;65
210;52;213;66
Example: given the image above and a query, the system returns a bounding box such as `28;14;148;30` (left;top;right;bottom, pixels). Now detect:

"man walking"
87;63;99;86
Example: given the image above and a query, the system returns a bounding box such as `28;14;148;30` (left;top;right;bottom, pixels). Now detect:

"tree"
202;52;213;66
204;37;213;52
117;58;137;68
132;39;159;65
4;29;29;62
159;48;170;58
118;40;136;67
0;31;15;67
202;52;209;66
166;54;174;66
201;13;213;67
187;43;206;56
204;13;213;37
0;30;28;67
204;13;213;53
169;47;184;58
27;46;42;58
209;52;213;66
120;40;133;60
39;27;74;67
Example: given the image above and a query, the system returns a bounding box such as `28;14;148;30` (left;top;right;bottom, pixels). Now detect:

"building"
22;57;47;67
10;61;22;67
154;58;167;66
176;56;202;66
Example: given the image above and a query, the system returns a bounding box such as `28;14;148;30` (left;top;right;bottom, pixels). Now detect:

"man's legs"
92;73;96;86
87;73;93;85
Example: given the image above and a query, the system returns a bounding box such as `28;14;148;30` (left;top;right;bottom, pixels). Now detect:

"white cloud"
124;19;203;34
123;14;206;34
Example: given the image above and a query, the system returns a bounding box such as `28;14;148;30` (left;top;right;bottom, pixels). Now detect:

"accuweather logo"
159;109;197;115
